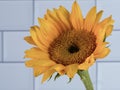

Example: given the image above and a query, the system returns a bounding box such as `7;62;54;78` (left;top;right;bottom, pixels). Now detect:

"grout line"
1;31;4;63
33;76;35;90
33;0;35;25
113;29;120;31
33;0;35;90
0;29;119;32
96;62;98;90
96;61;120;63
29;0;79;2
1;61;25;63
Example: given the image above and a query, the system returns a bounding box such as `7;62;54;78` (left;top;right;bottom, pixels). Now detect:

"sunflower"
24;1;114;83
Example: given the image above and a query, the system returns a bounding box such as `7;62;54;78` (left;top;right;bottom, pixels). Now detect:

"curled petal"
94;42;109;54
78;54;95;70
52;64;65;75
42;69;55;83
105;25;113;37
65;64;78;78
94;48;110;59
33;66;50;77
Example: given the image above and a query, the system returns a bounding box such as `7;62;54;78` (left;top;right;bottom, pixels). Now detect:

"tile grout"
96;62;98;90
33;0;35;25
0;29;120;32
96;61;120;63
1;31;4;63
0;60;119;64
33;0;35;90
33;76;35;90
0;61;25;63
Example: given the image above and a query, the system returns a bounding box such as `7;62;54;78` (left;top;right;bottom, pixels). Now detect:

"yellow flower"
24;1;114;83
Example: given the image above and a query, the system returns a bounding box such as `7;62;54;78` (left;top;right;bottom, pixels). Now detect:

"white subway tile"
35;64;96;90
34;0;95;25
3;32;31;62
97;0;120;29
0;63;33;90
0;1;33;30
98;62;120;90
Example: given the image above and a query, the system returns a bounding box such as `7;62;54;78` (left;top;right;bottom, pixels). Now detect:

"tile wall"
0;0;120;90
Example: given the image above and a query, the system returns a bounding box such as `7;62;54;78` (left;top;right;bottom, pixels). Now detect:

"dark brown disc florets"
48;30;96;66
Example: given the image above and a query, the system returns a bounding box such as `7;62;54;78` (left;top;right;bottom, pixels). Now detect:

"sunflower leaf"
103;34;106;42
47;75;52;81
54;73;60;81
67;78;72;83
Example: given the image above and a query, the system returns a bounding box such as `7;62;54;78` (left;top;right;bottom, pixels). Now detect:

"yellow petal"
84;6;96;31
24;36;36;45
30;27;47;52
65;64;78;78
33;66;50;77
38;60;56;67
46;9;68;31
55;6;71;30
105;25;113;37
25;60;35;67
52;64;65;75
94;42;108;55
94;48;110;59
25;59;56;67
78;54;95;70
42;69;55;83
44;14;63;33
95;10;103;24
96;26;106;44
33;25;53;48
70;1;83;30
100;15;114;27
38;17;45;26
24;47;49;59
59;6;69;18
94;15;114;43
37;18;59;44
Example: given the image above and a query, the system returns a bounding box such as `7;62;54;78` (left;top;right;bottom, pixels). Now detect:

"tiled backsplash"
0;0;120;90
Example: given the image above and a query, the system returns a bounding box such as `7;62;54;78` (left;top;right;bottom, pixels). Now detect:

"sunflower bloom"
24;1;114;84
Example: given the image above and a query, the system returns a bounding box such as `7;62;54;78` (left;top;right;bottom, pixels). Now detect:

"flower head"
24;1;114;83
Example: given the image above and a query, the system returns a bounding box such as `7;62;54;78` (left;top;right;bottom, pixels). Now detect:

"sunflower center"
68;44;79;54
48;30;96;66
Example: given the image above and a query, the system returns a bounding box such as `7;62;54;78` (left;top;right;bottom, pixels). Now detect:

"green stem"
77;70;94;90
